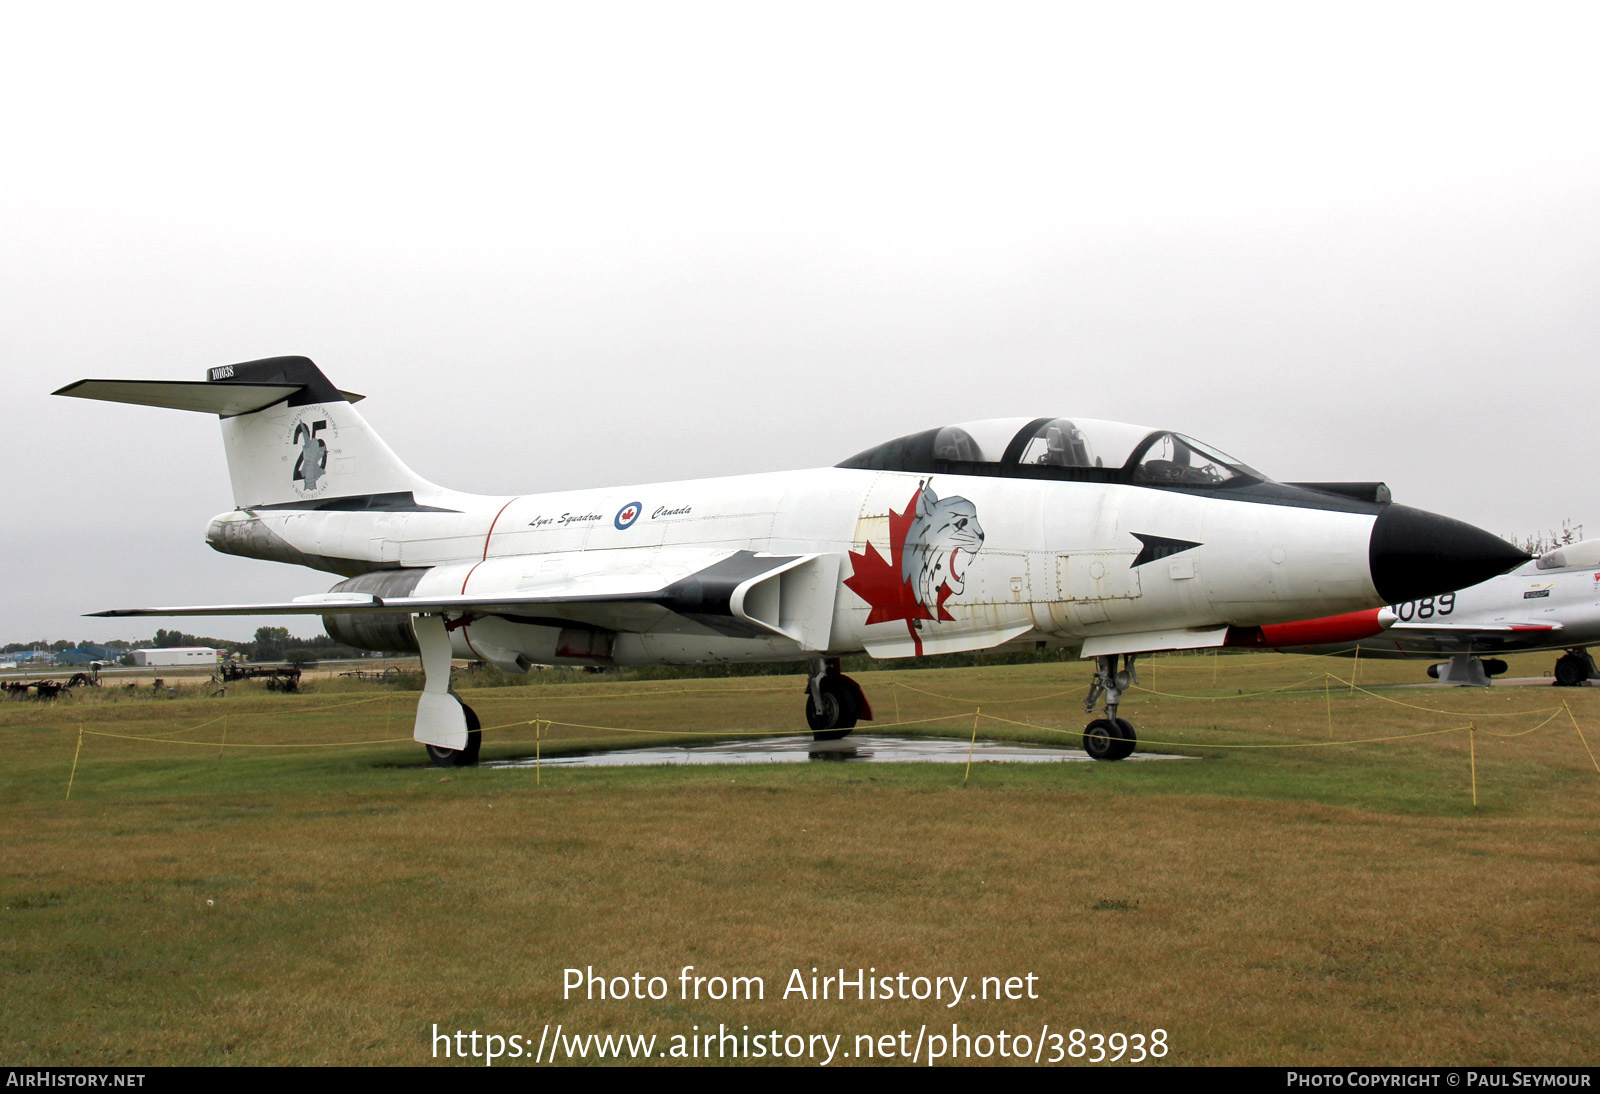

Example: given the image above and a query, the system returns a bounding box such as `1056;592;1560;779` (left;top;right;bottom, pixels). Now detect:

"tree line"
4;627;367;665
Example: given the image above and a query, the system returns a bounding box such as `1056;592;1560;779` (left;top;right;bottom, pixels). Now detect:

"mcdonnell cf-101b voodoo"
55;357;1527;765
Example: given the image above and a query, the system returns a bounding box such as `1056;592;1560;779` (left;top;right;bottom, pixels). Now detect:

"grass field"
3;651;1598;1066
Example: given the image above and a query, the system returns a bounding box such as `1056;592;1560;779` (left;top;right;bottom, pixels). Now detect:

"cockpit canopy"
837;416;1264;487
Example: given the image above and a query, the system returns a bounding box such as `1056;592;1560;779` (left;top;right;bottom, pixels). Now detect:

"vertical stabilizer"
56;356;435;510
213;358;431;509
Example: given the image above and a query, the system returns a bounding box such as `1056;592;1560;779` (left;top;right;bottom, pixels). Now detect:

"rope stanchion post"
66;725;84;801
1469;722;1478;807
963;709;980;787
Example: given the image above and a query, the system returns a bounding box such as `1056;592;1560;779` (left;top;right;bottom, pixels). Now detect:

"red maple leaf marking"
844;486;957;655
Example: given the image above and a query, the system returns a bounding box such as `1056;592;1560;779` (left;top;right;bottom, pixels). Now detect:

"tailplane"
55;356;433;510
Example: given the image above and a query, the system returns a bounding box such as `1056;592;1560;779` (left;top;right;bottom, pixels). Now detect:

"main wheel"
1083;717;1136;761
425;700;482;767
1554;655;1589;688
806;676;858;740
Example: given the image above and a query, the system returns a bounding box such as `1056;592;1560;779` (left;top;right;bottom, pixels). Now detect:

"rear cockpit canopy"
838;416;1263;487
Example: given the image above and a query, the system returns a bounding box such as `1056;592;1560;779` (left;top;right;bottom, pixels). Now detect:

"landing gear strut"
425;695;482;767
1082;654;1139;761
806;657;871;741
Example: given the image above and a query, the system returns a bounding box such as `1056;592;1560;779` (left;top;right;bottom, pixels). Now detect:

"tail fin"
55;356;433;510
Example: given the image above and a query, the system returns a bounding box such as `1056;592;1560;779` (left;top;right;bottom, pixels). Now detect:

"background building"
129;647;221;667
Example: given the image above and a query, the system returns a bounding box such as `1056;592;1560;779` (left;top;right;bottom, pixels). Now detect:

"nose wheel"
1083;717;1137;761
1083;654;1139;761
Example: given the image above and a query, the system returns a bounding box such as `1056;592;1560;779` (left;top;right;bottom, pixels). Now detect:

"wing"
1379;620;1564;653
89;549;842;649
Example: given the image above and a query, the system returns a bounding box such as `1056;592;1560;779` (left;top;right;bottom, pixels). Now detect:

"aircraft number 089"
1391;594;1456;622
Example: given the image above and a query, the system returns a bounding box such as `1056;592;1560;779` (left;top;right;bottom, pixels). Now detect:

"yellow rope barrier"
890;681;1079;705
509;711;976;738
974;709;1475;751
1566;702;1600;775
1331;677;1563;718
457;682;798;702
130;713;231;739
1131;677;1333;701
50;663;1600;805
1472;707;1568;738
80;729;418;749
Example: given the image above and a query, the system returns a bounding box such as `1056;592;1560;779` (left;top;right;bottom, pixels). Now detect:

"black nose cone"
1369;504;1530;603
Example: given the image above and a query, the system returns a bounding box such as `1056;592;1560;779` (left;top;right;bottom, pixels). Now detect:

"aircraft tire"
425;700;483;767
1083;717;1136;761
807;677;858;740
1554;655;1588;688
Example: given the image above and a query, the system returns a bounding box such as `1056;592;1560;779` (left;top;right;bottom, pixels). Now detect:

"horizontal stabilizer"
54;378;365;416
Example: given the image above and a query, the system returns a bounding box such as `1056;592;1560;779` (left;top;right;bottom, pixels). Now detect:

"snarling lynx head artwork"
844;480;987;647
900;485;985;612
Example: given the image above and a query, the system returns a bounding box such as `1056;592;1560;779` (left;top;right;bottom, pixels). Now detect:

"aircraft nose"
1368;504;1530;603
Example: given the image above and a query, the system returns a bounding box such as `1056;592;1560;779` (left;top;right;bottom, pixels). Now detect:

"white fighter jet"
56;356;1528;764
1227;539;1600;686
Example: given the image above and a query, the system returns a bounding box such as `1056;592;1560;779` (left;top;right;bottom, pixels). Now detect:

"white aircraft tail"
55;356;434;510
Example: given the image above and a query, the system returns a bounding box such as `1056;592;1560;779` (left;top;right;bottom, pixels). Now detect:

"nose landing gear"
1083;654;1139;761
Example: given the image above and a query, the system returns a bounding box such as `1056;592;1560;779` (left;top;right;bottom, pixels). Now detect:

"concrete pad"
489;734;1196;768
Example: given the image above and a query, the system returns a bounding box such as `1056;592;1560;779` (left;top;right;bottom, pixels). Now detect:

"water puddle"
489;734;1194;768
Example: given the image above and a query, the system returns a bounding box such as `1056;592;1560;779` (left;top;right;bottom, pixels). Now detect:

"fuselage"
208;465;1413;667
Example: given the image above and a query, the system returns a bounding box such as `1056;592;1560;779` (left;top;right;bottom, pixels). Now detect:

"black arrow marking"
1131;533;1203;568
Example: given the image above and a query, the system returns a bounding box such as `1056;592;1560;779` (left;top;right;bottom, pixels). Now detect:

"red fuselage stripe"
459;497;522;658
482;496;521;560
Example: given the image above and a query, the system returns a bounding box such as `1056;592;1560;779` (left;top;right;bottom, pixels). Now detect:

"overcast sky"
4;2;1597;645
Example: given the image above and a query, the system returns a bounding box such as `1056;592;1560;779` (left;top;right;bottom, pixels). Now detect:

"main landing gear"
1554;649;1598;688
1082;654;1139;761
425;694;482;767
806;658;872;741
